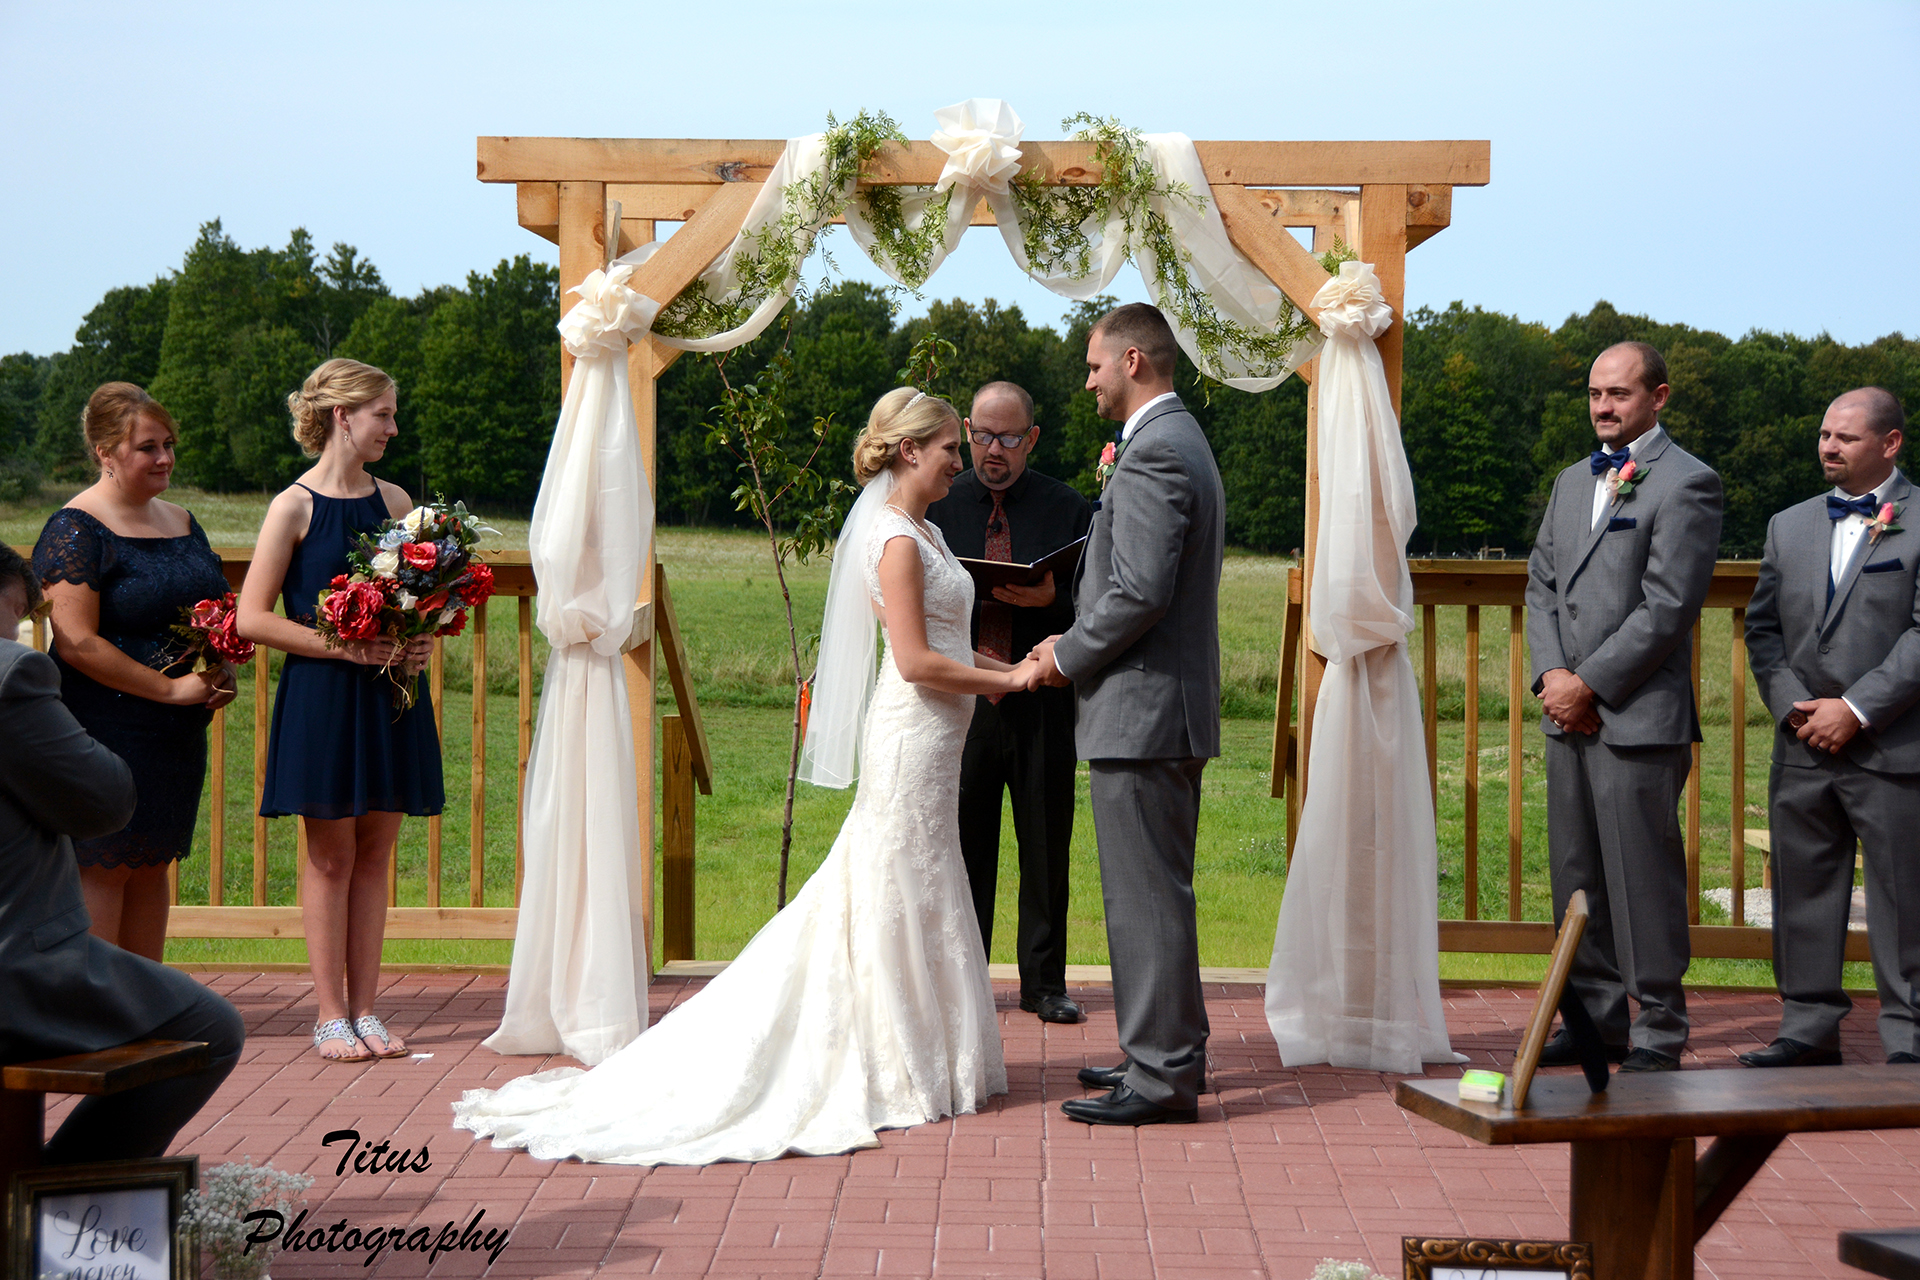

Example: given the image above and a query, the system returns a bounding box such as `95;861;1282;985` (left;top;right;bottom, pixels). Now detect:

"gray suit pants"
1545;735;1692;1056
1769;758;1920;1058
1091;757;1209;1108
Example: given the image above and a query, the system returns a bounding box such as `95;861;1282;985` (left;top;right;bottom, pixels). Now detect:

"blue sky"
2;0;1914;355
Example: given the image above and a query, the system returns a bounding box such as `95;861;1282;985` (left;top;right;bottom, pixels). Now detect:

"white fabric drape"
1263;262;1460;1074
486;263;655;1066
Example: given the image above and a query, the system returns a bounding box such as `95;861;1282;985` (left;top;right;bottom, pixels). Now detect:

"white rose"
371;549;400;576
401;506;434;535
396;590;417;610
440;607;458;625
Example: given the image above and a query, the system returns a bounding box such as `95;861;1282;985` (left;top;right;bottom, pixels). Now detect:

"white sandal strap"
313;1018;359;1050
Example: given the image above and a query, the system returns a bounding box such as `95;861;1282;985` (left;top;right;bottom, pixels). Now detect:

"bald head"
1819;388;1905;495
1833;386;1906;439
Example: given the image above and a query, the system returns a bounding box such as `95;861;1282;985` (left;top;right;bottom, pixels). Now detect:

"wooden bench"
1397;1063;1920;1280
1;1040;209;1252
1841;1229;1920;1279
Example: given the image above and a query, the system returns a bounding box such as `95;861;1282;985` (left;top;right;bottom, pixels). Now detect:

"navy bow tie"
1590;447;1633;476
1828;493;1881;521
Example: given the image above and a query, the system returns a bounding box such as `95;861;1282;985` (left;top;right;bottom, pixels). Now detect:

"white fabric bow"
1312;260;1394;342
558;263;663;358
930;98;1025;194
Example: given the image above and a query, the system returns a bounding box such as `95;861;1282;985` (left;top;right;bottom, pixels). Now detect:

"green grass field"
4;484;1864;987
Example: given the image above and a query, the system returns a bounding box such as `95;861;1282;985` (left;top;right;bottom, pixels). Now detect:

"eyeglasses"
968;428;1032;450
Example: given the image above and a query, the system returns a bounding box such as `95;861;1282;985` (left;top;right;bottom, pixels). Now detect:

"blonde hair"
82;383;177;470
286;358;396;457
852;388;959;485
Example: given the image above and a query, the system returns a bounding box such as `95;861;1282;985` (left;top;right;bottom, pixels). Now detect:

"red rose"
209;612;255;664
328;573;353;589
458;562;496;607
436;608;468;638
321;580;388;641
402;542;439;570
189;594;230;630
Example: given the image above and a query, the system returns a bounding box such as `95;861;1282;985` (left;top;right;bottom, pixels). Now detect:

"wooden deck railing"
22;550;710;953
1273;559;1869;962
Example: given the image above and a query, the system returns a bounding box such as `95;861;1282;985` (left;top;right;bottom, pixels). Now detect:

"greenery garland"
1013;114;1319;381
656;108;1345;376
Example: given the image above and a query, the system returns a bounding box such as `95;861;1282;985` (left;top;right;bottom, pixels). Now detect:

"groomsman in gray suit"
1742;387;1920;1067
1526;342;1724;1072
1031;303;1222;1125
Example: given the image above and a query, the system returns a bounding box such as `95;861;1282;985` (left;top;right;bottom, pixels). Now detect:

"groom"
1032;303;1222;1125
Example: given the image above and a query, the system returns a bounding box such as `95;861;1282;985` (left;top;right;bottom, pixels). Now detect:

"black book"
955;536;1087;593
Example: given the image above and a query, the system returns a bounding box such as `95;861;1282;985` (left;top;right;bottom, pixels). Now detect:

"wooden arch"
477;133;1492;969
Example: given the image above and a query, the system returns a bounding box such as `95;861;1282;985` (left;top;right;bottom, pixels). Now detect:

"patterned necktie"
981;491;1013;702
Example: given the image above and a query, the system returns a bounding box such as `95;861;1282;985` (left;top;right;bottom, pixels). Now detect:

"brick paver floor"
60;973;1916;1278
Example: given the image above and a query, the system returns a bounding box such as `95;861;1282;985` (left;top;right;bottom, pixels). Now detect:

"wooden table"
1396;1064;1920;1280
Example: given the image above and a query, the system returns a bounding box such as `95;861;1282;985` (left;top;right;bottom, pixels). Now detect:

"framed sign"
8;1157;197;1280
1403;1236;1592;1279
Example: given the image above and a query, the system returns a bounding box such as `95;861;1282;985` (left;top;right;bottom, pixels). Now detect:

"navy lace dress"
258;485;444;818
32;507;232;868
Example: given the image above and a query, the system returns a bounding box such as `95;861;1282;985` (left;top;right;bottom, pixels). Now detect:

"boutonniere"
1611;458;1650;498
1869;501;1904;543
1096;439;1125;487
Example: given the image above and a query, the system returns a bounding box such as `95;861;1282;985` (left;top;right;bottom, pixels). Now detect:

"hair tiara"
907;390;928;409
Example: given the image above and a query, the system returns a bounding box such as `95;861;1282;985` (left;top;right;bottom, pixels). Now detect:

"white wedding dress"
453;509;1006;1163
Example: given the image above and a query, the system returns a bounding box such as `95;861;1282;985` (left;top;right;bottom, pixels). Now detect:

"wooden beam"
168;907;519;939
625;181;763;310
1356;183;1410;415
1406;184;1453;249
653;563;713;794
1212;184;1335;318
557;181;606;394
479;137;1491;189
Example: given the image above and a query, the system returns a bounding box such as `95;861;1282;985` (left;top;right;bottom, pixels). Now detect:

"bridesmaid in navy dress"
237;358;443;1063
32;383;237;961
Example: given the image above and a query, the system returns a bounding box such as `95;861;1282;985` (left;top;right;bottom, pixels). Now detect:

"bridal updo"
287;358;396;456
82;383;179;470
852;387;959;485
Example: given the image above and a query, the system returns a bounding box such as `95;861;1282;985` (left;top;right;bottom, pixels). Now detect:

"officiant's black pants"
957;684;1076;999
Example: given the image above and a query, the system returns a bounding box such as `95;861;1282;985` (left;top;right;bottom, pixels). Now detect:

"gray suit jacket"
1054;397;1224;760
1525;428;1724;747
0;639;194;1061
1746;471;1920;773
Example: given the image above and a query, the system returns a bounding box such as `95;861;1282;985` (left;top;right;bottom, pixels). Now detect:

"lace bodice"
862;506;977;671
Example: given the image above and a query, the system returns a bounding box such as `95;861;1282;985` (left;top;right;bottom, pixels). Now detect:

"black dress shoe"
1738;1038;1841;1068
1061;1083;1197;1126
1076;1059;1212;1093
1888;1052;1920;1065
1618;1047;1680;1073
1537;1029;1629;1067
1020;993;1082;1024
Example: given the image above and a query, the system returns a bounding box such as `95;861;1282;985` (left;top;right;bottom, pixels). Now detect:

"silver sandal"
353;1014;409;1059
313;1019;371;1062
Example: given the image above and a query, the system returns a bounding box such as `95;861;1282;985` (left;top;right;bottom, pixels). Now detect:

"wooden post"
624;217;659;975
252;655;269;906
470;598;487;907
517;594;533;906
1507;604;1524;921
1730;608;1748;925
1687;617;1703;924
428;640;444;906
1423;604;1439;809
1357;184;1410;415
1464;605;1481;920
208;705;225;907
662;715;695;961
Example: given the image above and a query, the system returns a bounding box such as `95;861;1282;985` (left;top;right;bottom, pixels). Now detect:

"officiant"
927;381;1093;1024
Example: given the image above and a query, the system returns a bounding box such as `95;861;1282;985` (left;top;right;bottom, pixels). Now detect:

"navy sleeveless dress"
258;485;445;819
32;507;232;867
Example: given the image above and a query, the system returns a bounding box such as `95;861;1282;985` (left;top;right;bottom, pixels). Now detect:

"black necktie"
1590;448;1632;476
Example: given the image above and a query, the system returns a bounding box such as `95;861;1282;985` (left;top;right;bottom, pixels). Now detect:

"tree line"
3;220;1915;558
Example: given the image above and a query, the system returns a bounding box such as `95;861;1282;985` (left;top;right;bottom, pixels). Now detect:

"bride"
453;388;1032;1164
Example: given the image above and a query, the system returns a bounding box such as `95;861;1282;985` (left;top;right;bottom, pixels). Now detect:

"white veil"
797;468;897;788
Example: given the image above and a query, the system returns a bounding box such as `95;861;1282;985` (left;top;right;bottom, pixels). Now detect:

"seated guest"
0;546;245;1163
926;381;1093;1024
1744;387;1920;1067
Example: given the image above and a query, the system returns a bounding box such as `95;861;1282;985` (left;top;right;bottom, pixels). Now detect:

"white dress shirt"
1121;391;1182;442
1828;470;1901;729
1590;425;1667;529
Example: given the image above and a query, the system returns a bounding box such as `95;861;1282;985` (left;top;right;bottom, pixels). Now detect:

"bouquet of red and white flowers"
314;498;498;707
168;592;255;670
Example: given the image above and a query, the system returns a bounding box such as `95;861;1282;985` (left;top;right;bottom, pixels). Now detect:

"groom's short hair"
1598;341;1668;394
1092;303;1178;379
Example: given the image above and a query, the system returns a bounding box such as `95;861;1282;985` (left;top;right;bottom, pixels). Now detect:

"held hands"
1002;655;1042;692
340;636;407;668
1026;635;1071;691
206;662;239;711
402;635;434;677
1539;668;1601;735
992;571;1055;609
1790;699;1862;754
162;668;228;709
